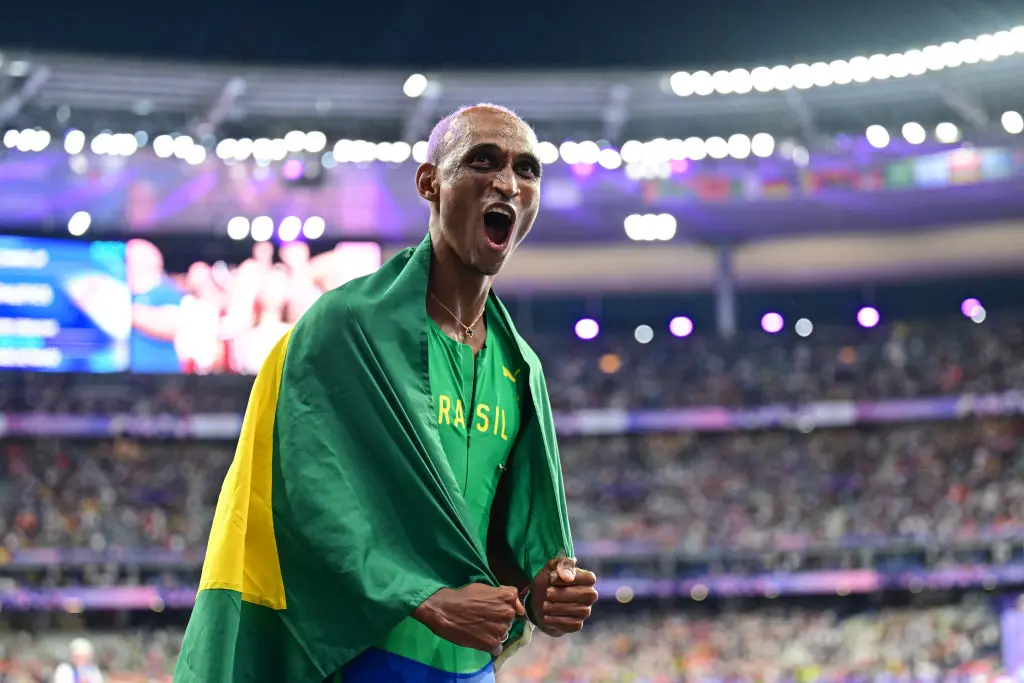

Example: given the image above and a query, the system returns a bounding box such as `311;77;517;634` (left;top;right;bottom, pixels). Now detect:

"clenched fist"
529;557;598;636
414;583;525;655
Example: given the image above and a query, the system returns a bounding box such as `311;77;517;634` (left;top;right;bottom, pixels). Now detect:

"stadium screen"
0;235;382;374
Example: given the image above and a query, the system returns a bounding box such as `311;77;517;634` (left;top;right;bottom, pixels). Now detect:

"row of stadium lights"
400;30;1024;103
226;216;326;242
573;300;988;341
5;118;1024;168
667;28;1024;97
63;210;328;242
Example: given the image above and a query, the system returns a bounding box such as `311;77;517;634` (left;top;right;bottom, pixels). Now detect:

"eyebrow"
465;142;542;173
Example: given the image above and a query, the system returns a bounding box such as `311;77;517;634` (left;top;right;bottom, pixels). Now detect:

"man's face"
422;108;542;276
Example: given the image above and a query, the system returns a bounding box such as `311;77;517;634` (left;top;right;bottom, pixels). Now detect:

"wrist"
413;588;450;631
522;588;538;626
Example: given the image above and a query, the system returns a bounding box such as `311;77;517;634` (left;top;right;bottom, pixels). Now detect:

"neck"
427;224;493;327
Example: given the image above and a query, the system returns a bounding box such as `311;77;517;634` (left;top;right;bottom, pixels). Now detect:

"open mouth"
483;210;514;247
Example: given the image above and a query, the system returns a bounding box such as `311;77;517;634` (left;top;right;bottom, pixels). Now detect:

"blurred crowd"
1;313;1022;414
563;419;1024;552
1;419;1022;556
0;600;1004;683
499;600;1004;683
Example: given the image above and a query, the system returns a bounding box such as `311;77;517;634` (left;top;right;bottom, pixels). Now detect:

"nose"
492;165;520;200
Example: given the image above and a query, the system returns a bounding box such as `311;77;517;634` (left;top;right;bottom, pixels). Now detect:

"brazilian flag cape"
174;233;573;683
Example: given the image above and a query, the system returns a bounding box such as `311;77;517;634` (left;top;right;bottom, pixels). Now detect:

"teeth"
489;207;513;219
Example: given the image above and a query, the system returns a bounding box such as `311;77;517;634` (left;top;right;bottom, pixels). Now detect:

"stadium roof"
2;29;1024;144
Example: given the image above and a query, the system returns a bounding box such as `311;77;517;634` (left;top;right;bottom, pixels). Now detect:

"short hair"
425;103;532;167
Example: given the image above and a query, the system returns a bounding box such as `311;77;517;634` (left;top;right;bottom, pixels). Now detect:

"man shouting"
174;103;598;683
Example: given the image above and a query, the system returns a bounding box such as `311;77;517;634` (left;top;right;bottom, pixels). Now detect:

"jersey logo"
502;366;520;383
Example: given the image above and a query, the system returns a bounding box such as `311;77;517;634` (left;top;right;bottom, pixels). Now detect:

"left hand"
529;556;598;636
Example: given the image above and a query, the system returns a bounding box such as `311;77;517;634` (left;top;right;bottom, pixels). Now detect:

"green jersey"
376;299;525;673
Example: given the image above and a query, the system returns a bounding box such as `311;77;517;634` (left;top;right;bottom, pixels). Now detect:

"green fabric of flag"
173;233;573;683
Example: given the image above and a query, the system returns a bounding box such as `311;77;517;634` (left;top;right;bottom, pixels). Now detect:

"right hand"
413;583;525;655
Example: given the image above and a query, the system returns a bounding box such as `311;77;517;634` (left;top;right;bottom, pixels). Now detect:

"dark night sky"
1;0;1023;69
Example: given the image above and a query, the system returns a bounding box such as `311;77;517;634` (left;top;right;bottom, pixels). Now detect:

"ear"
415;162;440;202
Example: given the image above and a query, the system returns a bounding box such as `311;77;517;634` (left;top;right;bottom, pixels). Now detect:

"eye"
516;160;540;177
470;152;494;166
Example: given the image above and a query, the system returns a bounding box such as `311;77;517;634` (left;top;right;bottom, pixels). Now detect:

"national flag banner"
913;154;951;188
173;234;573;683
806;168;858;193
979;149;1015;180
760;177;794;199
948;148;983;185
884;161;915;189
857;169;885;192
694;175;735;202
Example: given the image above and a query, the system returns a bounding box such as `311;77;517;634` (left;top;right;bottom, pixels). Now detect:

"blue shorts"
331;647;495;683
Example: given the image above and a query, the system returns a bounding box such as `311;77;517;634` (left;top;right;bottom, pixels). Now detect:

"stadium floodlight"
751;133;775;158
215;139;236;160
402;74;429;98
250;216;274;242
624;214;677;242
857;307;880;328
730;68;753;94
67;211;91;236
828;60;853;85
868;54;891;80
284;131;306;153
576;141;600;165
791;64;814;89
886;53;910;78
903;49;928;75
795;318;814;338
902;122;926;145
810;62;833;87
761;313;784;334
769;65;793;91
535;141;558;165
727;134;751;159
922;45;946;71
684;137;707;161
574;318;599;340
669;316;694;338
278;216;302;242
1012;26;1024;51
958;38;981;64
1002;111;1024;135
558;141;580;165
226;217;250;240
935;122;961;144
692;71;715;96
304;131;327;154
411;140;429;164
712;70;734;95
849;56;872;83
961;298;983;318
866;125;890;149
668;71;694;97
63;129;85;155
705;136;729;160
751;66;774;92
388;141;412;163
185;145;207;166
302;216;326;240
90;133;111;155
634;325;654;344
597;148;622;170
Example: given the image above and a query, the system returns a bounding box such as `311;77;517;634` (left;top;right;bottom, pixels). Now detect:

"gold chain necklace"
428;290;485;338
